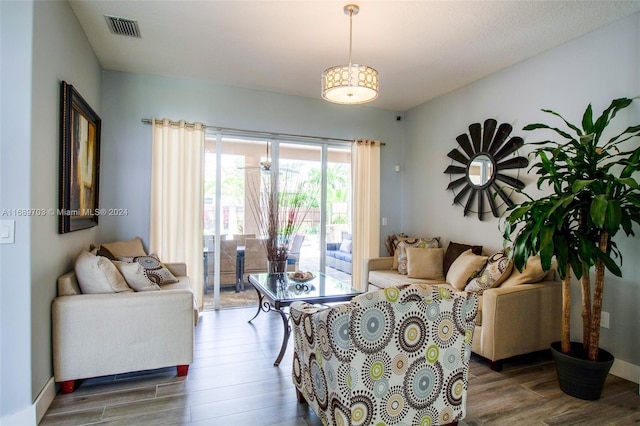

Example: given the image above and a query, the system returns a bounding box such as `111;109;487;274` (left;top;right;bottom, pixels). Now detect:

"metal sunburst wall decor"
444;119;529;220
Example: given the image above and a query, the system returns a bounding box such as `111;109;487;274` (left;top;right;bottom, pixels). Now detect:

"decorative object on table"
59;81;102;233
248;167;317;275
321;4;379;105
287;270;315;283
502;98;640;400
444;119;529;220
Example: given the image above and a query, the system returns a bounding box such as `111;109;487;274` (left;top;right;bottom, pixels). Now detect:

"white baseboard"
1;377;56;426
35;377;56;423
610;357;640;393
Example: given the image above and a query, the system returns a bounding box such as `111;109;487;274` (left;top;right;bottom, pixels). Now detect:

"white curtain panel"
150;118;205;310
351;139;381;291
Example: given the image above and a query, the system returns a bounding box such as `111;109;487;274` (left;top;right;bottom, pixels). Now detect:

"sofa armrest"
363;257;395;291
365;256;394;271
477;280;561;362
52;289;194;382
164;262;187;277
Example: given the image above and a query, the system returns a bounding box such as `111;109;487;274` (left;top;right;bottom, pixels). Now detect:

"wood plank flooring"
40;306;639;425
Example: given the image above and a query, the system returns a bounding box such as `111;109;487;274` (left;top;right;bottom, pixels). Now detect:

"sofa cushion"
443;241;483;276
99;237;147;258
446;249;488;291
500;255;548;287
396;237;440;274
113;261;161;291
406;247;445;280
465;248;513;294
74;250;132;294
368;269;450;290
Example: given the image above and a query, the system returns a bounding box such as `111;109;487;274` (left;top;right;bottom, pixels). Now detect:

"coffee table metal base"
247;289;290;366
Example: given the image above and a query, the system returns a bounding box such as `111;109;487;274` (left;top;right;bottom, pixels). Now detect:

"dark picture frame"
59;81;101;233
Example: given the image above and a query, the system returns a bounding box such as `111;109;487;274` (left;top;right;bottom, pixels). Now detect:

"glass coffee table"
248;272;362;366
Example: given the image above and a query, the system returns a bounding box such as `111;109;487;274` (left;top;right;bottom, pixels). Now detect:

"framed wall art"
59;81;101;233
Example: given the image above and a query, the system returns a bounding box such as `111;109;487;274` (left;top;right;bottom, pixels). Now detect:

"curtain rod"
140;118;385;146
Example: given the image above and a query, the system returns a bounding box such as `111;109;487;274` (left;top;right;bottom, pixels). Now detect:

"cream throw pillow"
500;255;548;287
74;250;131;294
395;237;440;274
113;261;161;291
406;247;445;280
446;249;488;291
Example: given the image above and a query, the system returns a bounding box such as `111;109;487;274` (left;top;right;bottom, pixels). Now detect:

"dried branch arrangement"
248;169;318;261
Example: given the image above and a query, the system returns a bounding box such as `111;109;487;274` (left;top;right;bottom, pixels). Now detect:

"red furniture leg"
177;365;189;376
59;380;75;394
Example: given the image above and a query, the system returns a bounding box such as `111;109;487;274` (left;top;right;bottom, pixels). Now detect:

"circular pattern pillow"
465;248;513;294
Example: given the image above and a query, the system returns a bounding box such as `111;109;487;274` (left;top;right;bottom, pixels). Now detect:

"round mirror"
468;154;495;188
443;119;529;220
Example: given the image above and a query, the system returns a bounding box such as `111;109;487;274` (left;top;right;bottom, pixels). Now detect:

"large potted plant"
502;98;640;399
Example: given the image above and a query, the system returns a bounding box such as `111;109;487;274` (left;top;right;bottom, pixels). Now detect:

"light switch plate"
0;220;15;244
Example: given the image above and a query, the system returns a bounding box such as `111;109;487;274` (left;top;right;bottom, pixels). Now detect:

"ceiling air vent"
104;15;141;38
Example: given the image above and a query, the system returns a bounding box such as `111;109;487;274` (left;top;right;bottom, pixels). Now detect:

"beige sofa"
365;250;561;371
52;239;197;393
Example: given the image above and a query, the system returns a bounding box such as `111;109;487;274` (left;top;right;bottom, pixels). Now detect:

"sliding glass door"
203;135;352;310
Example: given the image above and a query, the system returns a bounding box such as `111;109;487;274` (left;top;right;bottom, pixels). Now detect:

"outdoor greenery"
502;98;640;361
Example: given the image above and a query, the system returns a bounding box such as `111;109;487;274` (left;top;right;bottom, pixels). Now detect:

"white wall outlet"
382;217;387;226
600;311;610;328
0;220;15;244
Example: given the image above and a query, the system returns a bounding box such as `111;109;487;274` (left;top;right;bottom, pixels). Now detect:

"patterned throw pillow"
113;261;161;291
117;254;179;285
396;237;440;274
465;248;513;294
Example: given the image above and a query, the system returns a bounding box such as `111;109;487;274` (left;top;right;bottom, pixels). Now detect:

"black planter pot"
550;341;614;400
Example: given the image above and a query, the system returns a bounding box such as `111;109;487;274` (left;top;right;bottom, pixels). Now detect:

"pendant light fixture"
321;4;379;105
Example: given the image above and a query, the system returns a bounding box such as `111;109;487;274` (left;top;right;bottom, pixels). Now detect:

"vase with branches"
248;168;317;273
502;97;640;399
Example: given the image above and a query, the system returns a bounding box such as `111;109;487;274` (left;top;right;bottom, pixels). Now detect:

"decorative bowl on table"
287;271;315;283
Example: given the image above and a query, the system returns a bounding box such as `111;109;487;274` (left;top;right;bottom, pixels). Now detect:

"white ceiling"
69;1;640;111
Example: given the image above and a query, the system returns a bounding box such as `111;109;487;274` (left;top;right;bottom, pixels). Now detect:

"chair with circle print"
290;284;478;426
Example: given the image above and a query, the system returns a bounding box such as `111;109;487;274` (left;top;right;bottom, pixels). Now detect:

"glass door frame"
206;132;351;310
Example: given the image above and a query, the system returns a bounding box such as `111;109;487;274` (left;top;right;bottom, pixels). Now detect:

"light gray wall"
1;0;103;418
99;71;405;254
1;0;35;419
29;0;103;402
404;12;640;365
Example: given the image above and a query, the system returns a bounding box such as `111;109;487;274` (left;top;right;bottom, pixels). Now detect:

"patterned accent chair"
290;284;478;426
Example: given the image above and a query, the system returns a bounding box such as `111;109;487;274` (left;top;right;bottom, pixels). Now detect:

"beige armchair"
291;284;478;425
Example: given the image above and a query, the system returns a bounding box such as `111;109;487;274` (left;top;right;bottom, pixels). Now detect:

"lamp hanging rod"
141;118;384;145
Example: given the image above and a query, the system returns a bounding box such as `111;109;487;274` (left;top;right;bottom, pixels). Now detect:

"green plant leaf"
590;195;608;227
572;180;594;193
582;104;594;134
595;250;622;277
539;225;555;270
605;199;622;235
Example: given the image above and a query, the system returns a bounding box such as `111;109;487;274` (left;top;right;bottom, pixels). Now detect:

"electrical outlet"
600;311;610;328
382;217;387;226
